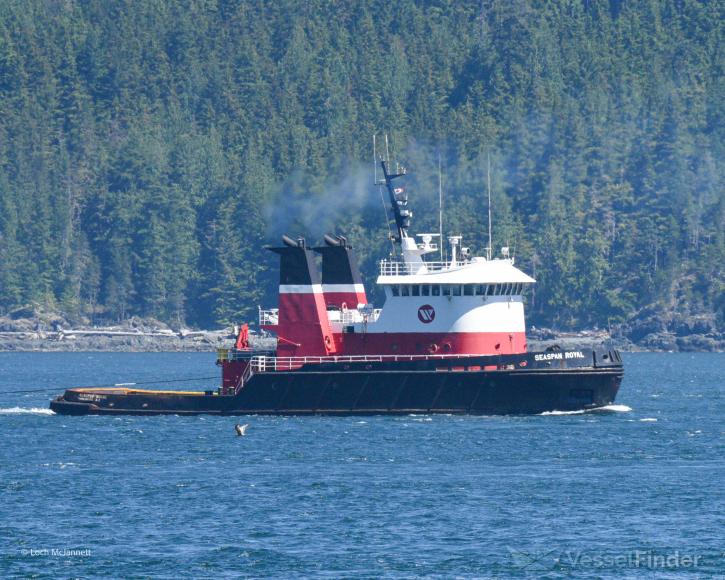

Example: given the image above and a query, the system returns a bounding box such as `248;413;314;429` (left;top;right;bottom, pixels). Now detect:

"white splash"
640;418;658;422
0;407;55;415
591;404;632;413
540;404;632;416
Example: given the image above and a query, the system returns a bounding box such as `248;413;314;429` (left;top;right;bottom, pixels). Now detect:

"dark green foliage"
0;0;722;329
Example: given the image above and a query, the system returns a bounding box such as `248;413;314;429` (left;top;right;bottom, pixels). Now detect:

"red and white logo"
417;304;435;323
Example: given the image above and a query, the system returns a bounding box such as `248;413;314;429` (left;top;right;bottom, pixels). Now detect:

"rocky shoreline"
0;322;721;353
0;314;275;352
0;306;722;353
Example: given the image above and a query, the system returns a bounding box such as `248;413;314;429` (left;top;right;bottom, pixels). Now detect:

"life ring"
341;302;348;312
429;343;439;353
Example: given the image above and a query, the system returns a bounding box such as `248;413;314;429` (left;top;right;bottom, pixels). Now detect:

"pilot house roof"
377;257;536;285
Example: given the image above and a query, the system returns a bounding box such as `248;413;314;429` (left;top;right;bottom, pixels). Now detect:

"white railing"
379;259;459;276
327;308;382;325
249;353;480;372
235;360;255;393
259;308;279;326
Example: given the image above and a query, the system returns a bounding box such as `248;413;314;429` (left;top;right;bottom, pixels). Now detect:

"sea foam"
0;407;55;415
540;404;632;416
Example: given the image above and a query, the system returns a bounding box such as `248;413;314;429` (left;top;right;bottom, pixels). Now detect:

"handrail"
259;308;279;326
327;309;382;324
248;353;481;372
379;259;461;276
235;361;255;394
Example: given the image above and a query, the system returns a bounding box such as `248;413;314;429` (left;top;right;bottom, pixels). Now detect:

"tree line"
0;0;722;330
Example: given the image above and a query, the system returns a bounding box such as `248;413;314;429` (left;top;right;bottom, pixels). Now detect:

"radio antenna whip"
487;151;493;261
438;149;444;262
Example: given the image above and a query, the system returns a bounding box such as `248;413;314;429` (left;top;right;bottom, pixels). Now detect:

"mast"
380;159;409;243
374;135;396;255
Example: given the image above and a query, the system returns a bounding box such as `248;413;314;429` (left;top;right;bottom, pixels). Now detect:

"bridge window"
422;284;430;296
412;285;420;296
463;285;474;296
401;285;409;296
476;284;487;295
487;284;496;296
432;284;440;296
442;285;451;296
452;285;461;296
391;285;400;297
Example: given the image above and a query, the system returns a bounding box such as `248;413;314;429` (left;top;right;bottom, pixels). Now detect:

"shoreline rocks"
0;311;721;352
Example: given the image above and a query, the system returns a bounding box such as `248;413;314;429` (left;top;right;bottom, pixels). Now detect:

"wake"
0;406;55;415
540;404;632;416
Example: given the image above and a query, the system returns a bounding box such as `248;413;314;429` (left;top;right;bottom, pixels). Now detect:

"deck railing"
248;353;479;372
259;308;279;326
327;308;382;324
235;360;255;394
379;259;461;276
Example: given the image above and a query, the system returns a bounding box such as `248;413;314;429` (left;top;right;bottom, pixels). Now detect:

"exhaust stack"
314;234;367;310
264;235;336;357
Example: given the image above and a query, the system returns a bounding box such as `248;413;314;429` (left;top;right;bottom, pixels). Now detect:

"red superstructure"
221;159;536;391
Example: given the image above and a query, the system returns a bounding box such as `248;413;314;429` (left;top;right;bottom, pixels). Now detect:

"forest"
0;0;722;334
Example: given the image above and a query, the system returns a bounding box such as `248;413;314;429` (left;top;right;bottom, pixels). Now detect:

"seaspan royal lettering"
534;351;586;361
534;352;563;361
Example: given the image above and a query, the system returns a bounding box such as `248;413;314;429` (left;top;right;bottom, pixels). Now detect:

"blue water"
0;352;722;578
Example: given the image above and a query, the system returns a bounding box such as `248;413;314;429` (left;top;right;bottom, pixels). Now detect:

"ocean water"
0;352;722;578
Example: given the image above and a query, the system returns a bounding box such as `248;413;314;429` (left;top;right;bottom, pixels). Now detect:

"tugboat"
50;159;623;415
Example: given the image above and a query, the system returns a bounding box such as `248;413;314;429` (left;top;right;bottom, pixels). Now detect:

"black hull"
50;350;623;416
